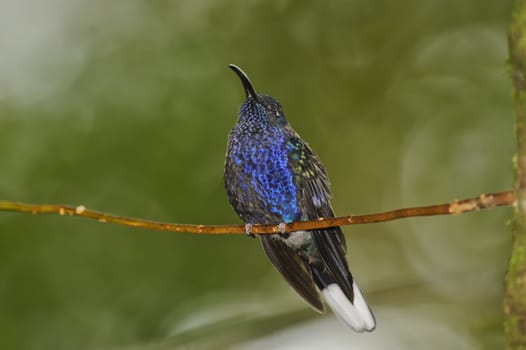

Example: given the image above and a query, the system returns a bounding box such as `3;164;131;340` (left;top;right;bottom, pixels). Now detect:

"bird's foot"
244;223;256;238
277;222;289;238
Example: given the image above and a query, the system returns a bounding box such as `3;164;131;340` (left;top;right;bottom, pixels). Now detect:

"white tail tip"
322;282;376;332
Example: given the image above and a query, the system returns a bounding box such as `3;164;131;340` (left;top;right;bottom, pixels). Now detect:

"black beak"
228;64;260;103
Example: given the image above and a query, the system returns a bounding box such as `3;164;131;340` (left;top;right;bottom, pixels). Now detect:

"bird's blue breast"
228;126;301;224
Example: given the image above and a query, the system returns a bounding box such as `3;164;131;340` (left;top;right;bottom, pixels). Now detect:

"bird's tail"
311;267;376;332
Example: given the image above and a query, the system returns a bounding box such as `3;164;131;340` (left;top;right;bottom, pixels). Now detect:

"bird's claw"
245;223;256;238
277;222;289;238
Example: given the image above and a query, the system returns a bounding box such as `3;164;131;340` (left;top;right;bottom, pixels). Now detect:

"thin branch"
505;0;526;347
0;190;515;235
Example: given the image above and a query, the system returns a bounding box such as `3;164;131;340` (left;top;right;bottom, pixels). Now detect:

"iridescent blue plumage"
227;97;301;224
224;65;376;332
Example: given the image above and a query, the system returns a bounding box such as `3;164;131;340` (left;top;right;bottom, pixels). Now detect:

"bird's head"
229;64;288;128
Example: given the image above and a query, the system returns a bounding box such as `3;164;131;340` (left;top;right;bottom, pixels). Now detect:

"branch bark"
0;190;514;235
505;1;526;348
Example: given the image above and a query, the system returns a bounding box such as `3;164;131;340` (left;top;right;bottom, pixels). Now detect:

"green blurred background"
0;1;516;349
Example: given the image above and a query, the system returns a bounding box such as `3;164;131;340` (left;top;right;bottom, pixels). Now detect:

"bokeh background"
0;1;516;349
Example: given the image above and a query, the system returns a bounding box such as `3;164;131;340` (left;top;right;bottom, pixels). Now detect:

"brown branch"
0;190;515;235
505;0;526;347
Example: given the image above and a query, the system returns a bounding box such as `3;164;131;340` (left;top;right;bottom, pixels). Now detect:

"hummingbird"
224;64;375;332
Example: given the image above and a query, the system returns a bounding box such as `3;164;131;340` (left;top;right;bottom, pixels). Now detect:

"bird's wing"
260;234;324;312
286;136;355;302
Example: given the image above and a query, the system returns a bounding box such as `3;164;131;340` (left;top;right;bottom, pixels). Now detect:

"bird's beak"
228;64;260;103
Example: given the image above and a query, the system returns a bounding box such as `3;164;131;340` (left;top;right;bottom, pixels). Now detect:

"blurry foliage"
0;0;515;349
